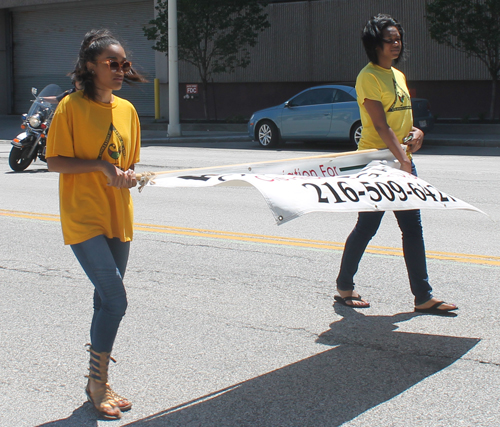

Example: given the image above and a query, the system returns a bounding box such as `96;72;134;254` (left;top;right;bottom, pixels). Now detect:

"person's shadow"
109;305;478;427
36;403;97;426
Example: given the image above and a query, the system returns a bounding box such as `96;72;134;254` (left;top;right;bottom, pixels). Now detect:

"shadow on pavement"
140;140;259;150
140;139;500;156
36;403;98;426
140;140;356;152
4;167;49;175
120;306;478;427
417;145;500;156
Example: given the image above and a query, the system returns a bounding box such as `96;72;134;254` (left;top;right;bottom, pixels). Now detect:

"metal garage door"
12;0;155;116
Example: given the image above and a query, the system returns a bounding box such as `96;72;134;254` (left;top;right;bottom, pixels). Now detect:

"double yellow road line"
1;208;499;267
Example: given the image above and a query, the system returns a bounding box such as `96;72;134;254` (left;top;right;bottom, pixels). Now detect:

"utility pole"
167;0;181;136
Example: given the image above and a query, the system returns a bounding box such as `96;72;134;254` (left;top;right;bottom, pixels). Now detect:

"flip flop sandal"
334;295;370;308
414;301;458;314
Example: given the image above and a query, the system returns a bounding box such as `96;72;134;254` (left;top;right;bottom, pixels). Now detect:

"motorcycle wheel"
9;146;34;171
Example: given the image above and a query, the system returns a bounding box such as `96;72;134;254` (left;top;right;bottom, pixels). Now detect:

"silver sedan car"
248;84;434;148
248;85;362;148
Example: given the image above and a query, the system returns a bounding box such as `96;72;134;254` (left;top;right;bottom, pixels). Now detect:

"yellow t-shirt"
46;91;141;245
356;62;413;151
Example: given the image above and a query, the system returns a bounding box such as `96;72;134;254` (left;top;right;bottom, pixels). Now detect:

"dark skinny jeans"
336;162;433;306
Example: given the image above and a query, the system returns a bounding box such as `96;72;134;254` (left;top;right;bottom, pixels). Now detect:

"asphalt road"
1;140;499;426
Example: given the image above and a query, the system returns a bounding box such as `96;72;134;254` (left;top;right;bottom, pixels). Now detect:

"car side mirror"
285;101;294;108
31;87;38;96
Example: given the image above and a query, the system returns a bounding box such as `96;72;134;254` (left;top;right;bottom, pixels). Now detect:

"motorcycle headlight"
29;114;42;128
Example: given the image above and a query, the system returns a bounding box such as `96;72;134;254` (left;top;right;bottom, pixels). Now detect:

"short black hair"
361;13;406;65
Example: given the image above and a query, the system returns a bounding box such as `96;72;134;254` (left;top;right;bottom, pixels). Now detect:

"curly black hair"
361;14;406;65
72;29;147;101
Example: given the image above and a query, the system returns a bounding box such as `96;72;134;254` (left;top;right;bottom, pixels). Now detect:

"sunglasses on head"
97;59;132;73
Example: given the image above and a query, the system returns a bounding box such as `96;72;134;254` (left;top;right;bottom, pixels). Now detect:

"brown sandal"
85;381;121;420
107;383;132;412
85;345;127;419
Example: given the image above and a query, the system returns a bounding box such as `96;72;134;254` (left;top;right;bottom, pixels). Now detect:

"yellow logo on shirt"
389;79;411;112
97;123;126;165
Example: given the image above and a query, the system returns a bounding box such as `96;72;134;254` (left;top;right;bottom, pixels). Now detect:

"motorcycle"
9;84;62;171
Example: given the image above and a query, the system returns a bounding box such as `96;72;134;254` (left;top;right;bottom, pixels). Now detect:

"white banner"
138;151;484;224
138;149;398;183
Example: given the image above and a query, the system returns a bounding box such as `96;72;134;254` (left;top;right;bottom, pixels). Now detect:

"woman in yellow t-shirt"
46;29;146;420
334;15;458;315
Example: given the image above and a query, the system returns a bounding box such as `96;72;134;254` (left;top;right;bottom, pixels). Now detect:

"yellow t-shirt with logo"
46;90;141;245
356;62;413;151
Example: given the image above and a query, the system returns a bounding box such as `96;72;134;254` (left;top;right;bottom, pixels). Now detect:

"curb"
141;134;251;144
140;134;500;148
424;137;500;148
141;122;247;132
2;135;499;148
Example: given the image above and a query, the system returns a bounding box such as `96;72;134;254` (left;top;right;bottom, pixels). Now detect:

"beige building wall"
0;0;493;118
177;0;488;84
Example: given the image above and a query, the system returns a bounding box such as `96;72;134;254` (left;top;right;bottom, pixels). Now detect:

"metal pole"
167;0;181;136
154;78;160;120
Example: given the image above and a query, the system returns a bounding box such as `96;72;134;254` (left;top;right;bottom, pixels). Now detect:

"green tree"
144;0;270;120
426;0;500;119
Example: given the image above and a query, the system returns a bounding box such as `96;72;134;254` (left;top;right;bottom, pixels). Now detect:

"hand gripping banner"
136;149;485;225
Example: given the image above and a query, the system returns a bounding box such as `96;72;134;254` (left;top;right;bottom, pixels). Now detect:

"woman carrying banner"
46;29;146;419
334;14;457;314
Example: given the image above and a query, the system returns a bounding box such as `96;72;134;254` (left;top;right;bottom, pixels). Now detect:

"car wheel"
256;120;280;148
350;121;362;146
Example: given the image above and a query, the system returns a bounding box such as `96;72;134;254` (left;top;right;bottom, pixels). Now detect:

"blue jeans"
336;162;433;305
71;235;130;353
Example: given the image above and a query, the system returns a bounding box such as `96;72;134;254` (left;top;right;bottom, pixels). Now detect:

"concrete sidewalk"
140;119;249;143
1;114;499;146
424;123;500;147
0;115;249;145
139;117;500;147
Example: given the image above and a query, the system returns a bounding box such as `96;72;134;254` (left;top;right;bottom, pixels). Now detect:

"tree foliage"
144;0;270;119
426;0;500;118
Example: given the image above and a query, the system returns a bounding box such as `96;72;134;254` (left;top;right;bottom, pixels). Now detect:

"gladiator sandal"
85;345;123;420
106;383;132;412
86;345;132;412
